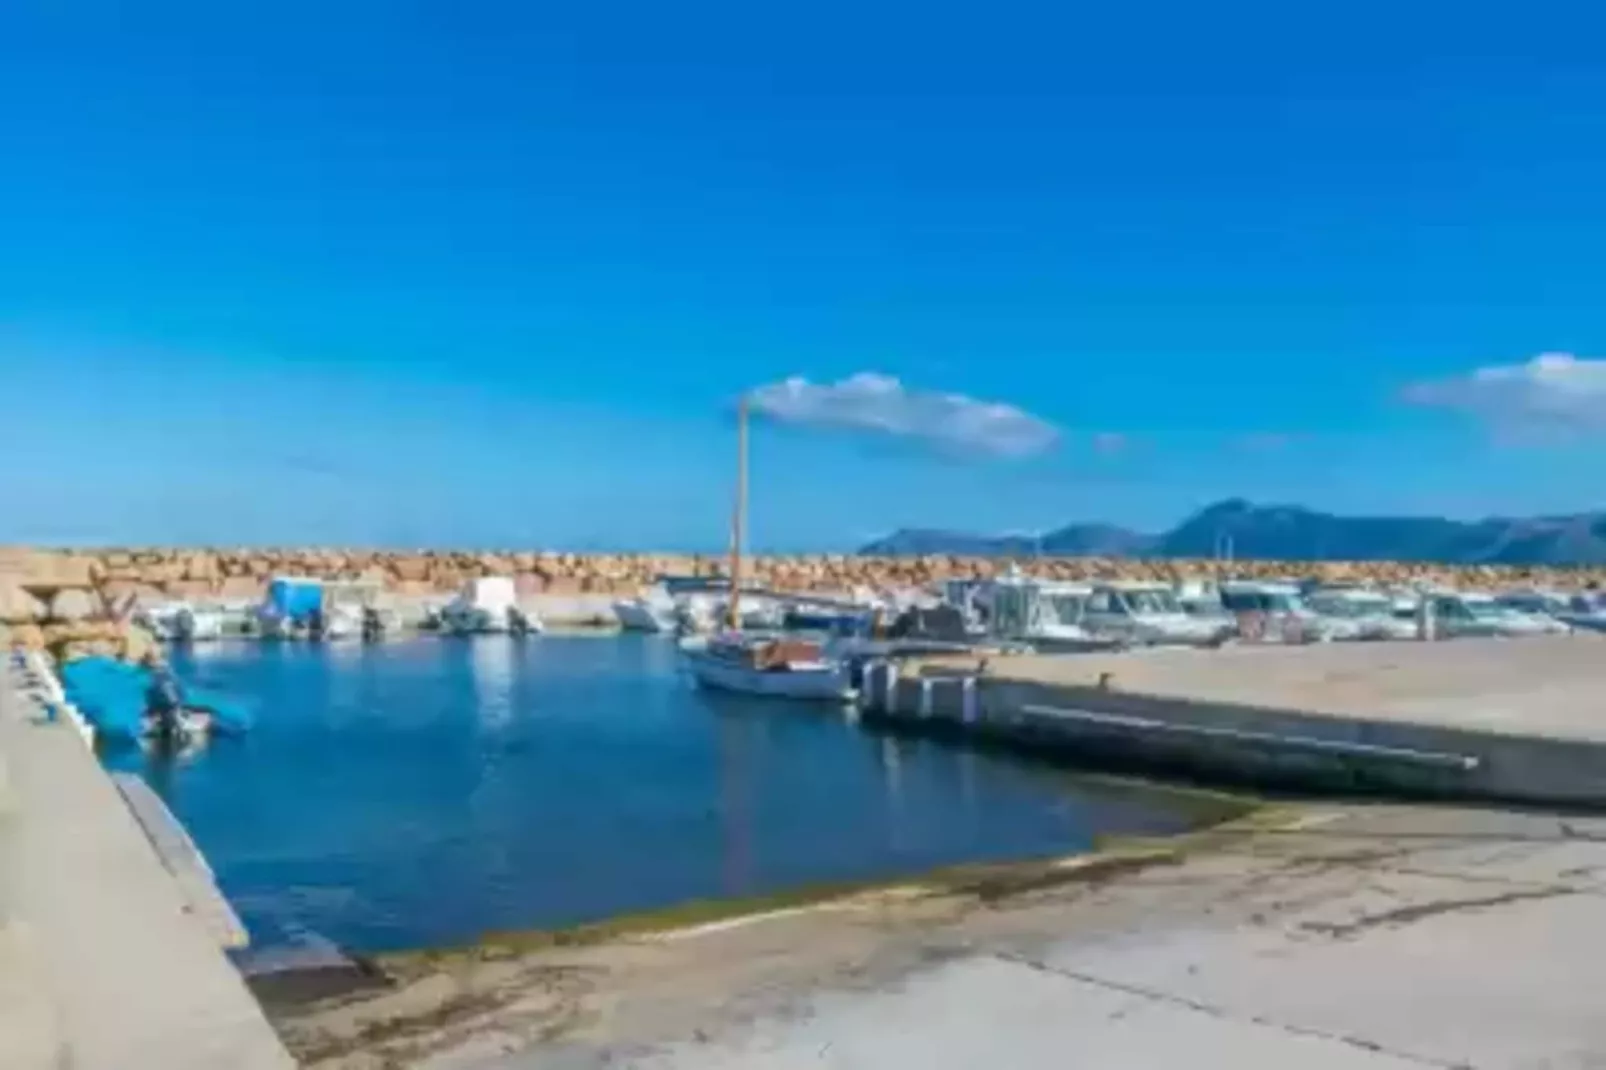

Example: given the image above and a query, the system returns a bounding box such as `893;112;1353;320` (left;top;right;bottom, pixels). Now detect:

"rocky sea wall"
4;546;1602;626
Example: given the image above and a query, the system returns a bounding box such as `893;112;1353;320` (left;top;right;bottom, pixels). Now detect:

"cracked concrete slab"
582;955;1433;1070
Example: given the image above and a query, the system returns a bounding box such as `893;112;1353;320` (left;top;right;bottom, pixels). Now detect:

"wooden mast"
726;395;749;632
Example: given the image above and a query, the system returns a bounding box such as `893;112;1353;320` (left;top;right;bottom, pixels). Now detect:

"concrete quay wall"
862;637;1606;809
0;651;294;1069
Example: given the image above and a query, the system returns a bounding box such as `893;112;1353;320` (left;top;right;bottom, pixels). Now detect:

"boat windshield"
1181;597;1227;619
1044;593;1086;626
1503;594;1563;614
1461;598;1506;620
1313;595;1390;618
1126;588;1181;615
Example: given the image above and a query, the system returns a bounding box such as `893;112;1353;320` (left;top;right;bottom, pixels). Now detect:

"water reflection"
467;638;516;732
878;736;906;853
716;711;754;895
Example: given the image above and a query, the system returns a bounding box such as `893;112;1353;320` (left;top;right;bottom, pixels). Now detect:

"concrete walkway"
0;653;294;1069
451;804;1606;1069
968;634;1606;739
875;635;1606;807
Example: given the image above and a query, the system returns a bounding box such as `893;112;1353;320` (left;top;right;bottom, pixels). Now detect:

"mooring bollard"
961;676;978;724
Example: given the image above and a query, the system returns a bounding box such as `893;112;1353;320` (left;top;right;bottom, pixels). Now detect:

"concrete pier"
0;650;294;1069
863;635;1606;808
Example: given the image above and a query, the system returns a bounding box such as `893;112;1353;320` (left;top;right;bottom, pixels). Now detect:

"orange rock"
53;588;103;621
163;579;216;600
0;582;45;623
7;622;45;649
216;576;264;600
100;580;166;606
389;555;431;582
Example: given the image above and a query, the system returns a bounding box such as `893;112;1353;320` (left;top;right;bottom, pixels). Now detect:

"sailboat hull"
684;650;857;702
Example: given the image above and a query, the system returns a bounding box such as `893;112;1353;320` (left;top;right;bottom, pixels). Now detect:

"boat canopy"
59;656;253;742
459;577;517;612
267;577;324;622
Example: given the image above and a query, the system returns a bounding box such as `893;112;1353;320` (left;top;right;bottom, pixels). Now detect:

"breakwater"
5;545;1601;621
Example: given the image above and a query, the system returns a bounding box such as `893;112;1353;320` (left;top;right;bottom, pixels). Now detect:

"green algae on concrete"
382;780;1263;975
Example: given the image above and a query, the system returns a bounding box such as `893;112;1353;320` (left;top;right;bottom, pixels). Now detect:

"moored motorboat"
1555;593;1606;633
58;656;253;746
975;571;1127;652
134;601;226;643
255;576;326;639
614;590;678;632
440;577;545;635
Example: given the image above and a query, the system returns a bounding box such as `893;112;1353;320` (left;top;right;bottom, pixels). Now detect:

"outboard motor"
361;606;384;642
144;667;188;746
508;607;531;637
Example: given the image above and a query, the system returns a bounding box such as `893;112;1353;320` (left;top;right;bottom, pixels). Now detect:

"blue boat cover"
59;657;253;742
268;577;324;622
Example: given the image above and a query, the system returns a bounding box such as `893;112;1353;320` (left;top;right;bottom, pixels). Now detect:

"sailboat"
681;395;858;702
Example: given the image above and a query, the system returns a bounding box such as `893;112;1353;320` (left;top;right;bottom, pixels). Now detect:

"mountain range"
858;500;1606;566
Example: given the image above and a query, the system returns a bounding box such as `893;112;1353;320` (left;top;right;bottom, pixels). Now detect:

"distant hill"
858;523;1156;558
860;499;1606;566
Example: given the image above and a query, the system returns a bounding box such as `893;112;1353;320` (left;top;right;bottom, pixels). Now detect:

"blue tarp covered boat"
267;577;324;623
59;657;253;743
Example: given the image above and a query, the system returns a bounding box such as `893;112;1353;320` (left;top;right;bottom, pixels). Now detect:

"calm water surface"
108;636;1217;952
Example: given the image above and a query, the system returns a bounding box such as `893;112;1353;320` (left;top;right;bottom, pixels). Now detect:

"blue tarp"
268;577;324;623
60;658;145;741
58;657;253;743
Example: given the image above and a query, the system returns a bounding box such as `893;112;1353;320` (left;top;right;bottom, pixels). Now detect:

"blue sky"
4;2;1606;549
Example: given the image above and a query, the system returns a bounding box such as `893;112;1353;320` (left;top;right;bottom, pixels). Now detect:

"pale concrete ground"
955;633;1606;740
0;652;295;1069
292;803;1606;1070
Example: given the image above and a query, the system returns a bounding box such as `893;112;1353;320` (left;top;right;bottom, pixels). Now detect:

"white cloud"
1402;352;1606;432
749;372;1060;458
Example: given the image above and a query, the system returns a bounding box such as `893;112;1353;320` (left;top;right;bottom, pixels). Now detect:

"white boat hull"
443;606;508;634
614;599;677;633
173;610;225;642
442;605;544;635
684;650;856;702
322;609;361;640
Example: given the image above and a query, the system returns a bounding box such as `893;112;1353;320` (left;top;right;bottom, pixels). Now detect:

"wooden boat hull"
683;650;857;702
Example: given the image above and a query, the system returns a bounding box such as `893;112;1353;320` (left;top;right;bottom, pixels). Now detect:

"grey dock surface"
868;635;1606;807
0;654;294;1069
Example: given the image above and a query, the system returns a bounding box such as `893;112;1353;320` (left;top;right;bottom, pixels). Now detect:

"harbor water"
106;636;1232;953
